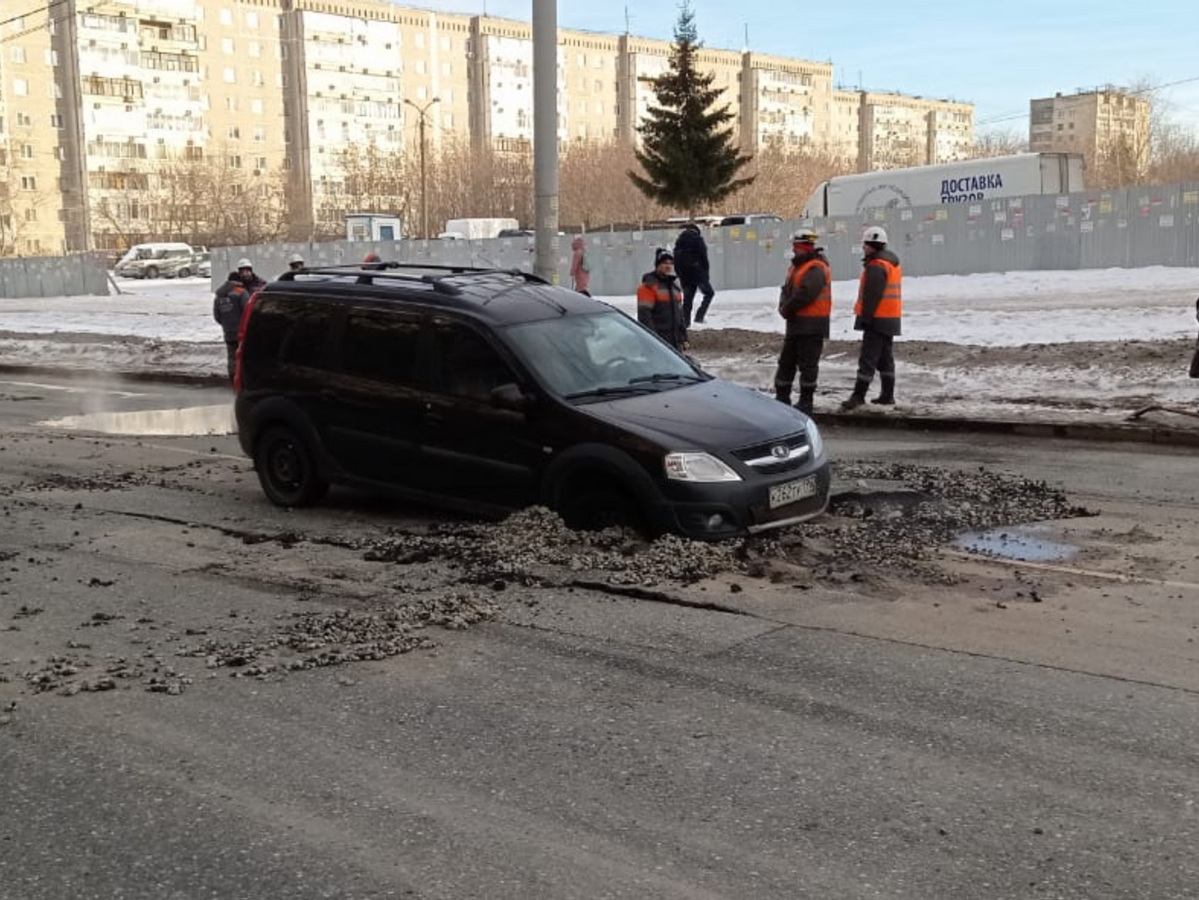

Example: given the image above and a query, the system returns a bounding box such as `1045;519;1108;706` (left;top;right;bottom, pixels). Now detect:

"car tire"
177;267;191;278
559;476;646;535
254;425;329;508
145;265;159;279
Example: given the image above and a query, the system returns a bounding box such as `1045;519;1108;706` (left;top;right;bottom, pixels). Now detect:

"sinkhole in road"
42;404;236;436
953;525;1077;562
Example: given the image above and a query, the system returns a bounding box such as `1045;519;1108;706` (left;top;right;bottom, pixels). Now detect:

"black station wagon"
233;263;830;540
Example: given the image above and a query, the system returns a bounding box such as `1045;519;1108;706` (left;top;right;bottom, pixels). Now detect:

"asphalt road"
1;374;1197;900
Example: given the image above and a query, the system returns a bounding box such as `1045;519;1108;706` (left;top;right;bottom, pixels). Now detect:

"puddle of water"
954;525;1076;562
41;404;236;436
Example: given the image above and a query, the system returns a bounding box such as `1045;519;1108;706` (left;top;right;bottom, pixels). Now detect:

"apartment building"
739;53;833;153
857;91;974;170
1028;87;1150;170
2;0;975;254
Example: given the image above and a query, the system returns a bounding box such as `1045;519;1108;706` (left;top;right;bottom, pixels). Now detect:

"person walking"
774;227;831;415
569;236;591;296
673;223;715;326
213;271;251;383
842;226;902;410
636;248;689;351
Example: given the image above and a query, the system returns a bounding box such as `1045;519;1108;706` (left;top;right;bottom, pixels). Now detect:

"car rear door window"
341;310;422;386
429;321;516;401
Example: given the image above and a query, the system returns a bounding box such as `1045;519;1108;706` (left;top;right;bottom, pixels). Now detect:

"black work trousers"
225;340;239;383
681;278;714;325
774;334;825;399
853;330;895;389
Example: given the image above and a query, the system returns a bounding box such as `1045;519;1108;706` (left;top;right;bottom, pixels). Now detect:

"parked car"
194;251;212;278
113;242;198;279
717;214;784;228
233;263;831;539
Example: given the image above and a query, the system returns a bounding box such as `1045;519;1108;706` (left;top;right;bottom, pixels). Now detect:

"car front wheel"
254;425;329;507
176;267;191;278
559;475;646;535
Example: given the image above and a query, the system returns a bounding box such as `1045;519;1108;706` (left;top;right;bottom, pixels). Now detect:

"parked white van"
114;243;199;279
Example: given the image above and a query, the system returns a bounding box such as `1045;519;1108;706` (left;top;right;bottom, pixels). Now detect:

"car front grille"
731;432;811;475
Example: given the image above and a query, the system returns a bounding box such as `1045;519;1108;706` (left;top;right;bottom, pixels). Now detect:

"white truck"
438;217;521;240
802;152;1086;218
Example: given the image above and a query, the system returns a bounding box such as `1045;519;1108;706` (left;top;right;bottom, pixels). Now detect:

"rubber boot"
871;375;895;405
694;296;712;324
774;386;792;406
840;382;868;411
796;387;815;415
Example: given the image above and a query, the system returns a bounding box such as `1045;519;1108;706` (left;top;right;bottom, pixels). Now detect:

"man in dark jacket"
235;257;267;292
673;224;715;326
842;226;903;410
213;271;251;383
636;248;689;351
774;228;831;414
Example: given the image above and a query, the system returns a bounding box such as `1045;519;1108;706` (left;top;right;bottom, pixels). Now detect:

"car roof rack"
276;263;549;296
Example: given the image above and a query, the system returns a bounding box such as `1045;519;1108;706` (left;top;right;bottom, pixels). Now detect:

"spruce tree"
629;1;754;213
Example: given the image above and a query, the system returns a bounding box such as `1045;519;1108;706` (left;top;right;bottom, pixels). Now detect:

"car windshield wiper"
563;385;659;400
627;372;707;385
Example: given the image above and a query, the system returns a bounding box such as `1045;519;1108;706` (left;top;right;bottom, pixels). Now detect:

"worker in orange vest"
842;226;902;410
774;227;831;415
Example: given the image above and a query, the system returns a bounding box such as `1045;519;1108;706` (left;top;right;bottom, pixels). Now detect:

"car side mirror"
490;382;532;412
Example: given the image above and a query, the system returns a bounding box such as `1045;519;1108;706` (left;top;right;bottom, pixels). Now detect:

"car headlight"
804;418;824;460
664;451;742;482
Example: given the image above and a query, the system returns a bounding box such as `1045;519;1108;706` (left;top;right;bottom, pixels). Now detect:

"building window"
25;208;37;222
416;60;426;75
255;156;267;170
252;126;265;141
221;37;234;54
10;47;26;64
226;96;238;111
50;113;63;128
20;144;34;158
13;78;28;96
20;175;36;191
229;155;242;168
246;11;259;28
220;8;232;25
252;70;263;86
223;67;236;83
17;112;31;126
248;41;260;57
251;98;263;114
227;126;241;139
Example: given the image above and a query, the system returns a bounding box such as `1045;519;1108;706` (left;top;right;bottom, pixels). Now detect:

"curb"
4;363;1198;449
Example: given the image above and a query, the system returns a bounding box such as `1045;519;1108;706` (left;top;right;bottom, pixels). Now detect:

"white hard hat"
236;257;253;269
862;226;888;244
288;253;305;264
792;227;819;244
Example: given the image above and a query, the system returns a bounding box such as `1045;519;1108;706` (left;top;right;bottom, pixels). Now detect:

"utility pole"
404;97;440;239
532;0;559;282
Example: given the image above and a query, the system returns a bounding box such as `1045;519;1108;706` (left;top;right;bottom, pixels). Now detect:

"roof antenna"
624;6;630;35
742;23;748;53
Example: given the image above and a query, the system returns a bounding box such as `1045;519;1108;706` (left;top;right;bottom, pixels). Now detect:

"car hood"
577;378;809;450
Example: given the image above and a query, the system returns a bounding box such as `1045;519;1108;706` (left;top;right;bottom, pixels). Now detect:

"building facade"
1029;87;1151;171
2;0;975;255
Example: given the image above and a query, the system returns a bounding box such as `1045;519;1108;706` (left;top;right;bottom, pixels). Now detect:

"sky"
405;0;1199;133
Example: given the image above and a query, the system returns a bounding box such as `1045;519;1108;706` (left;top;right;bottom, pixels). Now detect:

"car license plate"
769;475;818;509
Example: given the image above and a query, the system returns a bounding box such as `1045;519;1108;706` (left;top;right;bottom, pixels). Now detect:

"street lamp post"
403;97;440;239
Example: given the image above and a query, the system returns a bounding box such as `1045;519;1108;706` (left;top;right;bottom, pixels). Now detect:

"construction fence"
4;180;1199;300
0;254;110;299
216;179;1199;297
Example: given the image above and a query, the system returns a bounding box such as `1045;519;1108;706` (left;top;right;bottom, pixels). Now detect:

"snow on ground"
1;267;1197;426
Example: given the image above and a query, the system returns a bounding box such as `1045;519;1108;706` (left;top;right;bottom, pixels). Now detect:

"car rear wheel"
176;267;191;278
254;425;329;507
145;265;159;279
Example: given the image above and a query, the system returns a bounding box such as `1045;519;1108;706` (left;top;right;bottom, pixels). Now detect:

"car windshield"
503;310;707;400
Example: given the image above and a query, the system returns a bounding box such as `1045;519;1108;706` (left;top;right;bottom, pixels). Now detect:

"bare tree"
970;129;1029;159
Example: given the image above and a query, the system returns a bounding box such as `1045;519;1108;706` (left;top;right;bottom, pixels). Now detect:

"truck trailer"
802;153;1086;218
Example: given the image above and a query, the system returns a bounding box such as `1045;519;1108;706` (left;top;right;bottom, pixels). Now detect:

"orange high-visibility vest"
854;257;902;319
788;257;832;319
